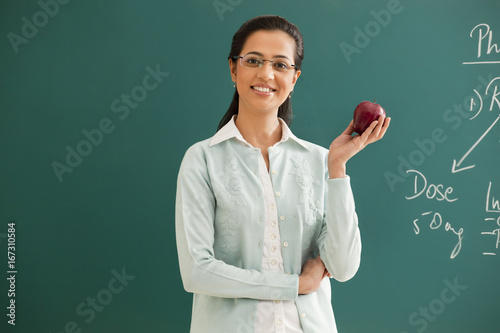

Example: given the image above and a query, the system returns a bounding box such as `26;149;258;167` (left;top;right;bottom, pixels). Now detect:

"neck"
235;109;282;149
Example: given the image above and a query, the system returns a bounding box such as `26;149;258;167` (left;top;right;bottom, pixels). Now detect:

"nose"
257;60;274;80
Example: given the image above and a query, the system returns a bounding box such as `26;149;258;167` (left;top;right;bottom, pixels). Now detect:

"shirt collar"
209;115;310;151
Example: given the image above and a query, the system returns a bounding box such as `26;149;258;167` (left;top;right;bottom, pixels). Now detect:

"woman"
176;15;390;333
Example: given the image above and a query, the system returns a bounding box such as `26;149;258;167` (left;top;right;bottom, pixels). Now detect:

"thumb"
343;120;355;136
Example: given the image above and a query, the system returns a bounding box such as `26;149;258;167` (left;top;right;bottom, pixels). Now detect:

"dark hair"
216;15;304;131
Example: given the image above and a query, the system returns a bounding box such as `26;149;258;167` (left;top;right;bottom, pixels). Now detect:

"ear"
291;69;301;86
229;58;237;83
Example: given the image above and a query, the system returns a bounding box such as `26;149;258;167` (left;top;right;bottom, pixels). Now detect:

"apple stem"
373;100;377;103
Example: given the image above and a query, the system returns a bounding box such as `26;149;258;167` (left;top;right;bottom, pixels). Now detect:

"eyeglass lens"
239;54;293;72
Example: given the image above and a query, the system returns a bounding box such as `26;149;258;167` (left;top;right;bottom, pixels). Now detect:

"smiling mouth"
251;86;276;93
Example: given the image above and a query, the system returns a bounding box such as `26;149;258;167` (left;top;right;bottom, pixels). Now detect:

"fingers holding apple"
354;100;391;144
359;114;391;145
327;101;391;178
353;100;386;134
375;115;391;139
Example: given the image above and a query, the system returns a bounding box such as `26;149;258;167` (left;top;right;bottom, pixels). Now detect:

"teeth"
253;86;273;92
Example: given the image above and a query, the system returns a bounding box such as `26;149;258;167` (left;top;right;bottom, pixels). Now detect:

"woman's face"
229;30;301;117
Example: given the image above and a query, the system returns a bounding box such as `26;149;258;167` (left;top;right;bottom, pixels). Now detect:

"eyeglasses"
233;54;299;73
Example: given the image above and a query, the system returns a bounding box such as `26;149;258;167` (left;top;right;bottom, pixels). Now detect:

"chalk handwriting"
405;170;458;202
463;23;500;64
483;183;500;256
470;77;500;120
485;77;500;112
451;114;500;173
481;218;500;256
486;182;500;213
470;23;500;59
413;211;464;259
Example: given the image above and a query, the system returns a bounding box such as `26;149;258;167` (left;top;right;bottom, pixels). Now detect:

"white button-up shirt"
176;116;361;333
251;126;303;333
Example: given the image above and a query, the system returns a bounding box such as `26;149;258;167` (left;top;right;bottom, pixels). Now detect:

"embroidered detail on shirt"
215;156;247;257
289;156;321;226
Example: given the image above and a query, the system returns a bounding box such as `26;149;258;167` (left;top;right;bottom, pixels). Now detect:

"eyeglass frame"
232;54;300;72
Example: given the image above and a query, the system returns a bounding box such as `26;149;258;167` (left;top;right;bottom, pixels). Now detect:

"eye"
273;62;289;70
244;56;261;66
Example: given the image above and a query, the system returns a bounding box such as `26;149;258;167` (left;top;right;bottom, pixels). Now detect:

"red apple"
352;100;386;134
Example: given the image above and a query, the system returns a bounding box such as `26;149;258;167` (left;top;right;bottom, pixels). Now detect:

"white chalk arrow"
452;115;500;173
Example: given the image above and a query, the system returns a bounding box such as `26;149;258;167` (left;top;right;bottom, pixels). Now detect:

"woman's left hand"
328;116;391;178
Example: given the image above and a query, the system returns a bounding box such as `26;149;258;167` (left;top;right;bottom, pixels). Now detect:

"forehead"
240;30;296;59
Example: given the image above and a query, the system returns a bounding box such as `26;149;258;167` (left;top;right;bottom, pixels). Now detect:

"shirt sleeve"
316;174;362;282
175;144;299;300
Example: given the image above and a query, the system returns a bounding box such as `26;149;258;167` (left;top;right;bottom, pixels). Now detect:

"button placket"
257;145;300;331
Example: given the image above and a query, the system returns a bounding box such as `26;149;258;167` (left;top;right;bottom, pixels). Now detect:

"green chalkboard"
1;0;499;332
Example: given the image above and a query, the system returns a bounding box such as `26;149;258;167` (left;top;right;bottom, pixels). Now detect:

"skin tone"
229;30;391;295
230;30;300;170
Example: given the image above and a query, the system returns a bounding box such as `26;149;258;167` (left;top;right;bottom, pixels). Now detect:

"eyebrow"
245;51;291;61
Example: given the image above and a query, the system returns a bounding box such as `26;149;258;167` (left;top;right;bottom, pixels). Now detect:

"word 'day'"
413;211;464;259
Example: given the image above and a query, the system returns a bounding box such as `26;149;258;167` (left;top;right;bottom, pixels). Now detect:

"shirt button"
271;245;277;252
280;215;285;221
275;191;281;197
270;203;275;210
271;233;277;240
270;221;277;227
271;170;277;175
283;241;289;248
276;318;283;325
271;259;278;265
274;300;281;304
300;312;307;318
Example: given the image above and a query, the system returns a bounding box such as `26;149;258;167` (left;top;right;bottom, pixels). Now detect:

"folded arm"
175;145;299;300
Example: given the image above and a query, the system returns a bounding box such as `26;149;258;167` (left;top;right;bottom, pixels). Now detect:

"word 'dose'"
405;170;458;202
